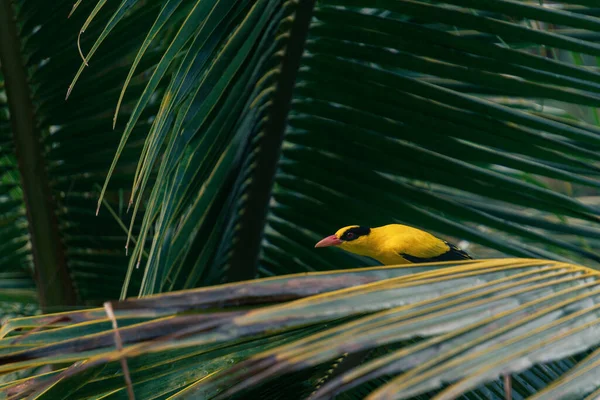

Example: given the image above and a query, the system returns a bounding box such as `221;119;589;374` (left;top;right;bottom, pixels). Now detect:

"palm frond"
0;0;170;305
8;0;596;308
65;0;600;298
4;1;600;396
262;0;600;278
1;259;600;399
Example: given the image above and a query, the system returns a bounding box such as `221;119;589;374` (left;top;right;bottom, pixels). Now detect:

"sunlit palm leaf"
1;259;600;399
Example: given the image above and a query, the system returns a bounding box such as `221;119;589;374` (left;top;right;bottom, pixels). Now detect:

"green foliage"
2;0;600;398
0;259;599;399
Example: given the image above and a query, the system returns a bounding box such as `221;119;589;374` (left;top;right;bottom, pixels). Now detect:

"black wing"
400;241;472;263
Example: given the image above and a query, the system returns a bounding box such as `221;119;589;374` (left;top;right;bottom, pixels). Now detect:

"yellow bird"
315;224;471;265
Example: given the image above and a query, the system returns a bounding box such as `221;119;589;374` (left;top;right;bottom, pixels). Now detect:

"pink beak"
315;234;343;248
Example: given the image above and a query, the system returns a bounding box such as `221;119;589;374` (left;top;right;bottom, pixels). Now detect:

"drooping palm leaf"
3;0;600;303
61;0;600;301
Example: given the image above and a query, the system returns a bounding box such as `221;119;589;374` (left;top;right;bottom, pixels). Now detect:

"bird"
314;224;471;265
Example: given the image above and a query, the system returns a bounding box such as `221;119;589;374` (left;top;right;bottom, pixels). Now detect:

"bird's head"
314;225;372;253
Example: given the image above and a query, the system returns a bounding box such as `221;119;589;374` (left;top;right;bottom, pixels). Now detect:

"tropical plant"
2;0;600;398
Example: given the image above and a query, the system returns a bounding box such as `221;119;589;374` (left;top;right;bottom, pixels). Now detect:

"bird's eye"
345;232;355;240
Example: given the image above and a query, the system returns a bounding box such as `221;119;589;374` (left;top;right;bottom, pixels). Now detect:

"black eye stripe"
341;226;371;241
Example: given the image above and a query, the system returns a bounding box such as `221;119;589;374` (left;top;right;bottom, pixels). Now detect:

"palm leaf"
0;0;169;307
260;0;600;278
1;259;600;399
3;0;600;302
64;0;600;299
3;1;600;398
